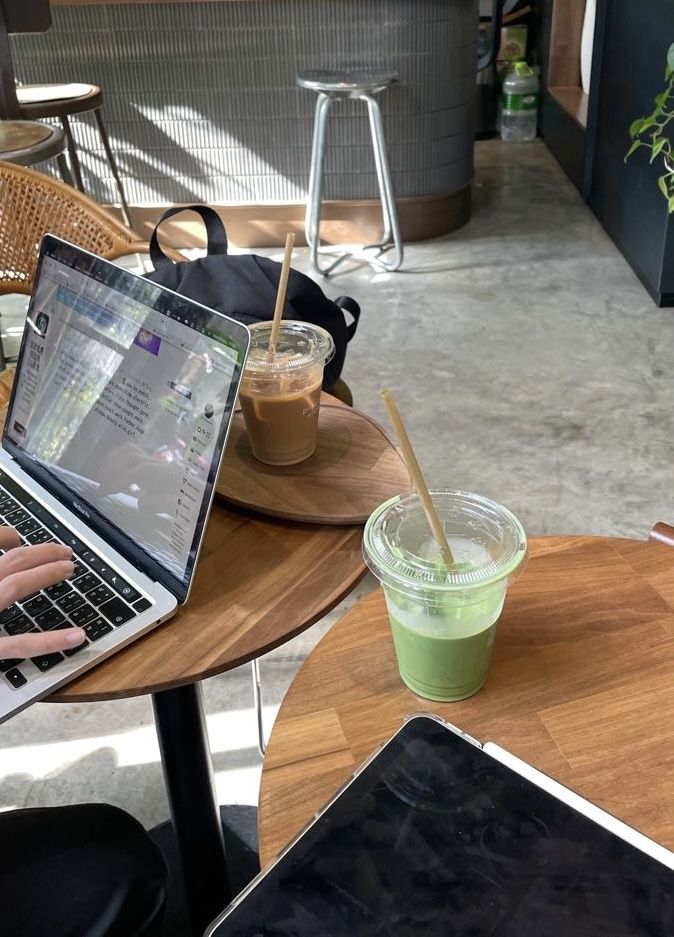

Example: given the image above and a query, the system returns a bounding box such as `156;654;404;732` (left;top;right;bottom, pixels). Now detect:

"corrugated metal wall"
11;0;477;206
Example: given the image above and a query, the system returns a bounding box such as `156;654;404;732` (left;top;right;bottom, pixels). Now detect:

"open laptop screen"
3;236;249;603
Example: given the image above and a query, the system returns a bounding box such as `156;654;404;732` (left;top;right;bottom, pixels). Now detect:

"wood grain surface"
107;188;472;248
548;0;585;88
259;535;674;865
0;121;52;152
50;501;366;701
216;405;411;525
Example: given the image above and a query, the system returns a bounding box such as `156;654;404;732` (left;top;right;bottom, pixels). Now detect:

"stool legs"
61;115;85;192
93;107;133;228
304;90;403;276
364;93;404;272
55;108;133;227
56;152;74;188
306;92;347;277
250;658;266;757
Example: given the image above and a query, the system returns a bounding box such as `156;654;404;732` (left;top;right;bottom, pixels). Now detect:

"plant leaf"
629;118;644;139
659;175;670;199
651;137;668;162
667;194;674;213
625;139;642;161
639;118;659;134
667;42;674;73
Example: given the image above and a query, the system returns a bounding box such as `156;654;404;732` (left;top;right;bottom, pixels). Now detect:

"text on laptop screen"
4;246;246;597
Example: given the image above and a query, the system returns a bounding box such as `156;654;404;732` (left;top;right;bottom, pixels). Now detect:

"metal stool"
0;0;132;226
17;83;132;228
297;67;404;276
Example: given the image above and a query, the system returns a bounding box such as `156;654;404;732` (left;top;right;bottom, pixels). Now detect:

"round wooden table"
259;535;674;866
52;498;366;935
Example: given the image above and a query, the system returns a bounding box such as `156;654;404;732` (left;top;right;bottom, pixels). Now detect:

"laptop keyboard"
0;471;152;691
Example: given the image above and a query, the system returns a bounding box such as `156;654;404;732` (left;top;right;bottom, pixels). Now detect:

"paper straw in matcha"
268;232;295;356
380;389;455;568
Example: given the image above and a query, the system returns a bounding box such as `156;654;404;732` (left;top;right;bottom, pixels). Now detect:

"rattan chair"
0;159;157;297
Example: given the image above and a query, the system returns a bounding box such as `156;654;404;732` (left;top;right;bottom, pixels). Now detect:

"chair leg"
251;658;266;757
306;92;350;277
93;107;133;228
364;94;404;272
61;115;85;192
56;152;74;188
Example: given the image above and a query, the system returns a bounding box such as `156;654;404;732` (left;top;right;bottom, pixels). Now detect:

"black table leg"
152;682;232;936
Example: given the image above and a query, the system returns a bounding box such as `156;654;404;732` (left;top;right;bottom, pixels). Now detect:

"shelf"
549;85;588;129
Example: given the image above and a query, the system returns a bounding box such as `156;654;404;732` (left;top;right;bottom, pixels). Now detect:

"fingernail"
65;629;85;646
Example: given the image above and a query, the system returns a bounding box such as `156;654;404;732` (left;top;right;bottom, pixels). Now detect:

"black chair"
0;0;131;224
0;0;69;179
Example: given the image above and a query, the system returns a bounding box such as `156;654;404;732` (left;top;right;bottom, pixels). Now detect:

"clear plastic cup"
363;490;527;701
239;321;334;466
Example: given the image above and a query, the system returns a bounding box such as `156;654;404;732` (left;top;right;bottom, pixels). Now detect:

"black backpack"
145;206;360;390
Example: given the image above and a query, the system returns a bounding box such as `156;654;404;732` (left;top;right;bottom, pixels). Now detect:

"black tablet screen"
211;715;674;937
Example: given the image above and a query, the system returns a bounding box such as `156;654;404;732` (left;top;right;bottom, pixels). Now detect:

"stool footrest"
310;242;403;277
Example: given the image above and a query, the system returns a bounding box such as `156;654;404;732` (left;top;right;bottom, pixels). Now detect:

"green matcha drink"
363;491;527;702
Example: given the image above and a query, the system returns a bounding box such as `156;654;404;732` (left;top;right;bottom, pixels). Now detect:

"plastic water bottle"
500;62;539;142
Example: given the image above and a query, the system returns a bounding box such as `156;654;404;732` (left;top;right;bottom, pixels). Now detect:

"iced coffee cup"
363;490;527;701
239;320;335;466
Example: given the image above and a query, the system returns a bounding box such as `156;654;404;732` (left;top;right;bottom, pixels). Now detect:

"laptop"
0;235;250;722
206;714;674;936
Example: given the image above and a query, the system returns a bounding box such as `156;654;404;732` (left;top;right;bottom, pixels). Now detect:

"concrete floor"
1;139;673;839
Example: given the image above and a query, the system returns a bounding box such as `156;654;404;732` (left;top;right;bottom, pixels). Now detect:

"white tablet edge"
483;742;674;871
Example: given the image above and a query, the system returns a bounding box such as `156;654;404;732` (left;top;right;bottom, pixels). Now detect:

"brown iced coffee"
239;321;334;466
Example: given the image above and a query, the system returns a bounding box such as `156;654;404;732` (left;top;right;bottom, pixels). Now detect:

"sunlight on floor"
0;702;279;810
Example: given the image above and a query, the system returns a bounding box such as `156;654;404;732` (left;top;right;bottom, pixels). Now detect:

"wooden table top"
0;121;52;152
216;404;411;525
51;500;365;701
259;535;674;865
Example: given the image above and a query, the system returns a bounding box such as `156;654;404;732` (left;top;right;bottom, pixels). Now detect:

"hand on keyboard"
0;529;86;657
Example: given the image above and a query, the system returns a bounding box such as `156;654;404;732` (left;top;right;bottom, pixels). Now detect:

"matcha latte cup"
363;491;527;702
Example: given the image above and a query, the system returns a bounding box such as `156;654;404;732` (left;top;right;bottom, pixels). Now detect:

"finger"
0;527;21;551
0;560;74;607
0;543;72;577
0;628;86;659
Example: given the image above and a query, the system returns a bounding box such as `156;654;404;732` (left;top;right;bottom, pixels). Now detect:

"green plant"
626;42;674;211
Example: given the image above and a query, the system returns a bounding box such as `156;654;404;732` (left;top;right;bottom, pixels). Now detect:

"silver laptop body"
0;235;249;722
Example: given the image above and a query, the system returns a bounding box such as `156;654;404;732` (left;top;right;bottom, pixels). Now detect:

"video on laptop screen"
4;239;247;600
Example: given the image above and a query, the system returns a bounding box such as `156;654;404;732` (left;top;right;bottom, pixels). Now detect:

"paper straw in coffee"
268;232;295;355
380;389;455;568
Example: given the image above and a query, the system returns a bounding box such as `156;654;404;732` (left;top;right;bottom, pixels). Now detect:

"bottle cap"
514;61;534;78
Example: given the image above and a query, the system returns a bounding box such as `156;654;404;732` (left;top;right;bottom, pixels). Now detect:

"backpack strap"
149;205;228;267
334;295;361;341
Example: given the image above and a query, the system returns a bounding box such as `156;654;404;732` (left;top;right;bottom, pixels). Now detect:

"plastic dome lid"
363;490;527;593
244;320;334;374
